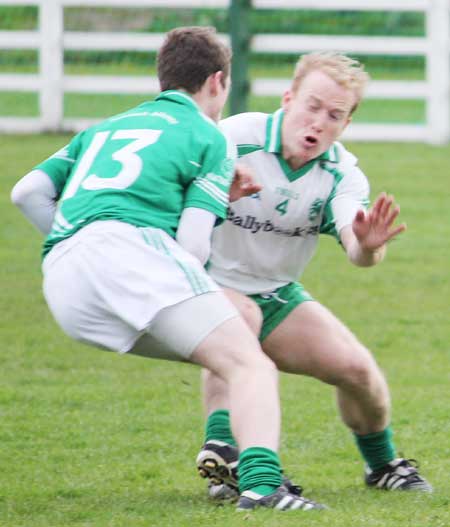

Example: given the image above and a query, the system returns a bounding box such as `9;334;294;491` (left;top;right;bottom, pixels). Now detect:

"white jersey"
208;109;370;294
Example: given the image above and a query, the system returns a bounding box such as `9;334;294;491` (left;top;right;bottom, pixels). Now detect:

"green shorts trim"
250;282;314;341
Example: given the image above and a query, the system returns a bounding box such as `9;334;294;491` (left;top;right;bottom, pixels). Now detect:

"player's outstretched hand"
352;192;407;251
229;163;262;203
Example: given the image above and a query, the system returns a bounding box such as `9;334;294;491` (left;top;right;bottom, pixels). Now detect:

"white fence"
0;0;449;143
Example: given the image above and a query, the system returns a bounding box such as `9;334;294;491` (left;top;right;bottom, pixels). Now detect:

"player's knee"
233;344;277;379
343;352;385;394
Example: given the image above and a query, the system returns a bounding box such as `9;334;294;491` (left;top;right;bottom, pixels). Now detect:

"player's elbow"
11;179;30;210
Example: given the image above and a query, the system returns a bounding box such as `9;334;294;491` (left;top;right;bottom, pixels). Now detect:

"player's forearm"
345;238;386;267
176;207;216;266
340;225;386;267
10;169;57;235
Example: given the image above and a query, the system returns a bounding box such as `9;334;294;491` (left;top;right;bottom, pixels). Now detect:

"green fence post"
229;0;251;115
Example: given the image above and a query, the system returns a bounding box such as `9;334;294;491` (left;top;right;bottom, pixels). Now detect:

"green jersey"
36;91;236;257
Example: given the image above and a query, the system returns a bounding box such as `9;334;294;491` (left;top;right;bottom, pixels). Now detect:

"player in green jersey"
11;27;325;512
196;52;432;500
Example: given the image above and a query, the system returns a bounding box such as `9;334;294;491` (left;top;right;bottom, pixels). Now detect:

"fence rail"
0;0;449;143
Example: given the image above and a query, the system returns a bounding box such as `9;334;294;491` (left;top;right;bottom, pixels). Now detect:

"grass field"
1;135;449;527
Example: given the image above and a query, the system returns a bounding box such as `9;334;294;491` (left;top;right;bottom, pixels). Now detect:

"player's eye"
330;112;343;121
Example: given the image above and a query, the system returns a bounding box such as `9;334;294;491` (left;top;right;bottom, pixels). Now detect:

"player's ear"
281;90;292;111
209;71;224;96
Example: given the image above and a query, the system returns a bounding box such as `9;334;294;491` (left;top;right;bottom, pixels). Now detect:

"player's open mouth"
304;135;318;146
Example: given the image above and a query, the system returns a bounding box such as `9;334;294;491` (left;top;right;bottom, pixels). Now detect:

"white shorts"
42;221;238;358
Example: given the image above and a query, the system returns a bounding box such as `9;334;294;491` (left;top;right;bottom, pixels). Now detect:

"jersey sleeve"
331;166;370;235
33;133;83;197
321;147;370;241
184;131;236;219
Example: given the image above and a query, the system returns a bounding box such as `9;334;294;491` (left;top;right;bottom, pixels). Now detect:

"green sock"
238;446;282;495
354;426;397;471
204;409;237;446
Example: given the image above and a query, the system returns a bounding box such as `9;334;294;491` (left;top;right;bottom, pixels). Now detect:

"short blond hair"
291;52;370;113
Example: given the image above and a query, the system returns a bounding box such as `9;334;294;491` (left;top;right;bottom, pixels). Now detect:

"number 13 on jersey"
62;129;163;201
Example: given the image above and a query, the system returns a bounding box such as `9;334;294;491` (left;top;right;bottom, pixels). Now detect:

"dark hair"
157;26;231;93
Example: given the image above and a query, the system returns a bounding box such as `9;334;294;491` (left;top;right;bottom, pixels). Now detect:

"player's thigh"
262;300;375;384
130;291;239;363
173;294;273;378
192;315;275;380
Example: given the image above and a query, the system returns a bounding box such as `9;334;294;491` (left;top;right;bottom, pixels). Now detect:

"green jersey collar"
321;143;340;163
264;108;284;153
156;90;218;127
265;108;340;180
156;90;201;112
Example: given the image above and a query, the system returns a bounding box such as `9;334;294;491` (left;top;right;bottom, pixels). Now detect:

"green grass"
1;136;449;526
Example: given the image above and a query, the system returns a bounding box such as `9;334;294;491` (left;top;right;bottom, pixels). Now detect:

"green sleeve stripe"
194;179;228;208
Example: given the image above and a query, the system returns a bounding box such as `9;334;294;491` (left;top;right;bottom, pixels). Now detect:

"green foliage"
0;6;38;30
0;90;427;124
1;135;449;526
0;6;424;35
248;97;426;124
0;6;425;78
0;50;37;73
251;10;424;36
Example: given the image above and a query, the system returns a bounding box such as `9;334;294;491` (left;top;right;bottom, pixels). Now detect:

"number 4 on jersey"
275;198;289;216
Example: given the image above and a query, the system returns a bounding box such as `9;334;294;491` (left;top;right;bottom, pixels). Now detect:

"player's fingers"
235;164;258;187
251;182;263;192
384;205;401;227
380;194;394;218
372;193;386;216
387;223;407;241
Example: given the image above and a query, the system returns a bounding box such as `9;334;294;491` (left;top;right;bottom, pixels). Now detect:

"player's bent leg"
262;301;391;435
262;301;432;491
145;291;280;451
196;290;268;492
133;290;308;507
199;285;265;439
194;288;264;491
194;293;322;507
190;311;280;452
183;293;325;510
133;290;278;448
